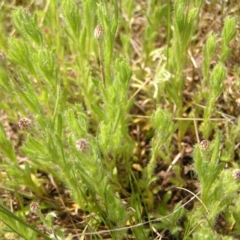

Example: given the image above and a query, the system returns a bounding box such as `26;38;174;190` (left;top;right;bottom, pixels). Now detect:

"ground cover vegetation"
0;0;240;239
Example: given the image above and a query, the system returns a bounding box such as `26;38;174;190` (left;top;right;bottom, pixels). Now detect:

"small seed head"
94;24;104;40
199;140;210;150
232;170;240;180
76;138;89;152
30;202;40;213
19;118;32;130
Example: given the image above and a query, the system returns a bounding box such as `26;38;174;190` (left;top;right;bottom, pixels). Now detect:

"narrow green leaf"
12;8;42;45
210;131;221;165
8;39;37;76
62;0;81;39
0;67;9;90
91;104;106;120
0;123;17;162
55;134;65;164
56;113;63;138
37;49;55;84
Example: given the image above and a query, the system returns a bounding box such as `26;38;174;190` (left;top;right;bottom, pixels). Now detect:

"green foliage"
62;0;81;40
151;108;175;143
191;132;240;235
156;202;185;238
0;202;51;240
201;63;226;138
0;67;8;92
199;15;236;139
193;132;223;201
147;108;175;181
37;49;55;84
192;229;219;240
0;0;239;239
12;8;43;46
8;39;37;76
203;33;217;83
164;0;204;141
220;17;237;62
0;122;16;162
174;1;198;49
172;0;201;76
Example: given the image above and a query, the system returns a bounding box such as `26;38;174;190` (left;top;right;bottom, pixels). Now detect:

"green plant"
0;201;51;240
0;0;240;239
187;132;240;238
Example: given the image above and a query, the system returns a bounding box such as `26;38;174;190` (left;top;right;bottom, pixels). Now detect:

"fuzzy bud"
19;118;32;130
30;202;40;213
94;24;104;40
76;138;89;152
232;170;240;180
199;140;210;150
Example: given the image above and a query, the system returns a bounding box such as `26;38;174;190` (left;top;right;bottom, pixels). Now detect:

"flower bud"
76;138;89;152
232;170;240;180
94;24;104;40
199;140;210;150
19;118;32;130
30;202;40;213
